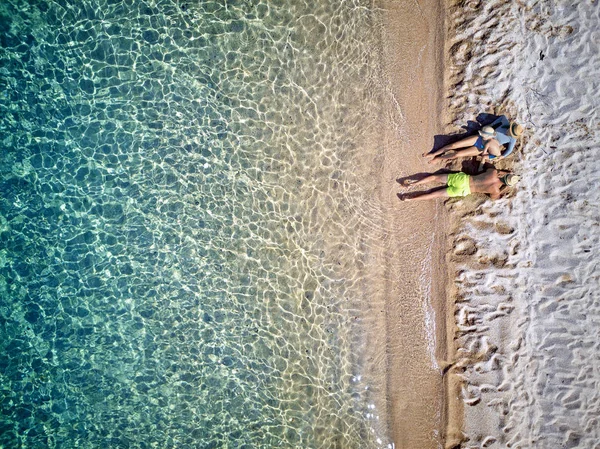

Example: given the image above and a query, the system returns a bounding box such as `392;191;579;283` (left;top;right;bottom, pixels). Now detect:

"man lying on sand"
399;167;520;202
423;126;502;164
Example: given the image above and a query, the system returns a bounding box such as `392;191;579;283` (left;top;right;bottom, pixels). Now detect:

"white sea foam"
420;215;440;371
446;1;600;447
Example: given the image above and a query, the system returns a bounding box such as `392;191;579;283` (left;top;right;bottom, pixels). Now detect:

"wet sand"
370;1;450;447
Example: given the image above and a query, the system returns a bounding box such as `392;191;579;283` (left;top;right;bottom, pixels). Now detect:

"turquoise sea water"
0;1;388;448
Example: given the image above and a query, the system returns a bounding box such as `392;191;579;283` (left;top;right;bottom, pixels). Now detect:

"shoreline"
374;0;451;447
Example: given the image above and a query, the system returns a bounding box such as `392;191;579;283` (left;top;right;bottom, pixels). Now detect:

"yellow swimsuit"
446;172;471;197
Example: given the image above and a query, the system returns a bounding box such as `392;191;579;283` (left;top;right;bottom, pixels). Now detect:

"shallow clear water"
0;1;388;447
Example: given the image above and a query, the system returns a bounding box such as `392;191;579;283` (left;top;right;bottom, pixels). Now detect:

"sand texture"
371;0;448;447
442;1;600;448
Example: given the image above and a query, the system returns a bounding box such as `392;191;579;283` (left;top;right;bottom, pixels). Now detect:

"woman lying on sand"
423;126;502;164
399;167;520;202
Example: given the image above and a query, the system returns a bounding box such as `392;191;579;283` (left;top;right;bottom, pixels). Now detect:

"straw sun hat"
509;122;524;138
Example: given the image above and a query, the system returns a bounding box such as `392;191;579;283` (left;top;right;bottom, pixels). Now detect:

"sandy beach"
439;1;600;448
388;1;599;447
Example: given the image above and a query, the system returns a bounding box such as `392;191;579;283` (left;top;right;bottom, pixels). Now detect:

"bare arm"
485;140;505;157
482;140;492;154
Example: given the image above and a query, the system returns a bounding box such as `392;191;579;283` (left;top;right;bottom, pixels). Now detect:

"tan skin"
423;134;503;164
401;168;511;202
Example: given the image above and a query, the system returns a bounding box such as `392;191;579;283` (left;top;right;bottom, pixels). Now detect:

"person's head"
509;122;524;138
479;126;496;140
501;173;521;187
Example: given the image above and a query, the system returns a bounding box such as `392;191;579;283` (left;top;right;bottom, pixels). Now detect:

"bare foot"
401;178;417;187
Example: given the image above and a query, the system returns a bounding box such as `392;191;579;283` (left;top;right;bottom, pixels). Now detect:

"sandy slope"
442;1;600;448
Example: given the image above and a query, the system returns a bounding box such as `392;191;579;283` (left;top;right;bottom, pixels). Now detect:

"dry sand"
439;1;600;448
368;0;450;447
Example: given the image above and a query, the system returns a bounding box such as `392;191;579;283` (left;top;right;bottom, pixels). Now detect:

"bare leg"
429;146;481;164
423;136;479;159
404;187;450;202
412;173;449;186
